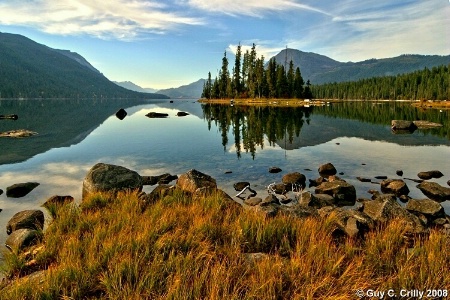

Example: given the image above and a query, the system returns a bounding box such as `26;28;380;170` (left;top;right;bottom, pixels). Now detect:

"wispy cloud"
286;0;450;61
186;0;331;17
227;41;285;61
0;0;204;39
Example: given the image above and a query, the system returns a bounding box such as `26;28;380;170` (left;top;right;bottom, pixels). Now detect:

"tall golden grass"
1;190;449;299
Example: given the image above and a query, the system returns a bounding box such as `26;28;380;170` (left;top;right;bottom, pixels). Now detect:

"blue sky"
0;0;448;90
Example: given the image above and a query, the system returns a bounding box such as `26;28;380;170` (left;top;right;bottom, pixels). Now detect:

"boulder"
6;182;40;198
0;129;38;138
406;199;444;218
380;179;409;196
328;208;374;238
448;180;450;187
5;229;41;252
309;177;325;187
391;120;417;131
82;163;143;200
362;194;426;234
318;162;337;178
176;169;217;194
417;170;444;180
145;184;176;203
416;181;450;202
115;108;127;120
396;170;403;176
269;183;287;195
176;111;189;117
251;203;279;218
145;112;169;118
315;180;356;206
244;197;262;206
268;166;282;174
299;192;334;208
42;195;74;217
0;188;3;195
260;194;280;206
282;172;306;190
6;210;44;235
282;205;319;219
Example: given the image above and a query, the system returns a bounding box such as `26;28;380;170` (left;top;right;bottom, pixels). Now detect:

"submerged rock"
115;108;127;120
282;172;306;190
6;182;40;198
0;114;18;120
412;120;443;128
82;163;143;200
176;111;189;117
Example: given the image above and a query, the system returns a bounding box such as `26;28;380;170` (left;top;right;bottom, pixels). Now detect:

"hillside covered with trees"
312;64;449;100
0;32;168;99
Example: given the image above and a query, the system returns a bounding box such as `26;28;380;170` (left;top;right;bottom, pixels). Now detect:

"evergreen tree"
304;80;313;99
219;51;230;98
287;60;295;98
294;67;304;98
233;43;242;98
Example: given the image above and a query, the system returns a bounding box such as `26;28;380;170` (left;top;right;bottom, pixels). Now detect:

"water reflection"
201;102;449;158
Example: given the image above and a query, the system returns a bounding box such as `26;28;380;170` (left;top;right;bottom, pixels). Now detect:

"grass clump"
1;190;449;299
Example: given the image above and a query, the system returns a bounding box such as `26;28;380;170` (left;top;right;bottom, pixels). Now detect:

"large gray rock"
362;194;426;234
315;180;356;206
6;182;40;198
406;199;444;218
82;163;143;200
176;169;217;194
380;179;410;196
322;207;374;238
5;229;41;252
416;181;450;202
318;162;337;178
282;172;306;190
299;192;334;208
6;210;44;235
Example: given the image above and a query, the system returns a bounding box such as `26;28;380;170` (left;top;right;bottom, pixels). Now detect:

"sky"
0;0;449;90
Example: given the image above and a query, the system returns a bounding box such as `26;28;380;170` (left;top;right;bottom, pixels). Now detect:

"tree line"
311;64;449;100
202;44;312;100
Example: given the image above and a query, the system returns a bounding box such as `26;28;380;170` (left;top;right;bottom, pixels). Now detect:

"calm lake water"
0;98;449;255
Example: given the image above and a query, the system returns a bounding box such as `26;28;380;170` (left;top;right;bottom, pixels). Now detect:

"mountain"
0;32;168;99
157;79;206;98
113;81;158;93
272;49;450;84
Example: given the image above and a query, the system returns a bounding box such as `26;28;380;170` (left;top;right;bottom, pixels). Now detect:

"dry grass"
1;190;449;299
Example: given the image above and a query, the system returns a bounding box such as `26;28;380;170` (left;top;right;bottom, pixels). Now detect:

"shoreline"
198;98;450;109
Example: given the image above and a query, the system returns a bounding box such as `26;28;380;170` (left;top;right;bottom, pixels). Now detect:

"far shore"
198;98;450;109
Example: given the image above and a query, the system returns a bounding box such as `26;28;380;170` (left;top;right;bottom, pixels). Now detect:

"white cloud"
0;0;204;39
227;41;285;61
286;0;450;61
187;0;331;17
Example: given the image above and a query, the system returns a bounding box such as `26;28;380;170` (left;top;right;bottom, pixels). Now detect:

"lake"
0;98;449;255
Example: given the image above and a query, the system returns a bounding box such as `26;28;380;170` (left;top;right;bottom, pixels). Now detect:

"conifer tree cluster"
311;64;449;100
202;44;310;99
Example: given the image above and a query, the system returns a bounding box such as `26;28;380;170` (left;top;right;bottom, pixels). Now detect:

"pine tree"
233;43;242;98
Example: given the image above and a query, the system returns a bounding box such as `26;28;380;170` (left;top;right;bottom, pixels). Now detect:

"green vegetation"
1;191;449;299
202;44;310;100
312;65;449;100
0;32;168;99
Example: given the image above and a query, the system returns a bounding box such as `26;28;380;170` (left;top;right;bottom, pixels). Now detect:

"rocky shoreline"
2;162;450;287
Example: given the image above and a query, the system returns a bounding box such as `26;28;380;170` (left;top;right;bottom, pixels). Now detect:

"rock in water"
282;172;306;190
176;169;217;194
380;179;410;196
416;181;450;202
6;229;40;252
6;182;40;198
82;163;143;200
268;167;282;174
391;120;417;131
115;108;127;120
405;199;444;218
0;129;38;138
145;112;169;118
318;162;337;178
176;111;189;117
6;210;45;234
